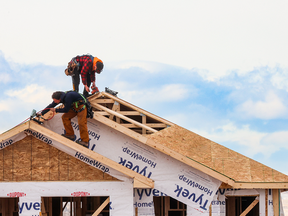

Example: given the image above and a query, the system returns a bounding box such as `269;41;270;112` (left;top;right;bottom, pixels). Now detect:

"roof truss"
90;92;173;135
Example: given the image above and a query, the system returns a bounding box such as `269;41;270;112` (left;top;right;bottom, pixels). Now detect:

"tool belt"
71;100;86;113
65;58;79;76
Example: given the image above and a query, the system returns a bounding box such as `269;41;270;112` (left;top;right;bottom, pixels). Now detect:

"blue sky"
1;0;288;178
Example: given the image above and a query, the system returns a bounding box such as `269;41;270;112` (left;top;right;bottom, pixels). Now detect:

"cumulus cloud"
235;91;288;119
113;83;193;108
191;122;274;158
6;84;51;103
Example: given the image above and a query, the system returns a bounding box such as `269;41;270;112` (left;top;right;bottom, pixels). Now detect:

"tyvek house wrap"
42;114;222;214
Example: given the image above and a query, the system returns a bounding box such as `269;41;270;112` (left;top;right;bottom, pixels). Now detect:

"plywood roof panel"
147;124;288;183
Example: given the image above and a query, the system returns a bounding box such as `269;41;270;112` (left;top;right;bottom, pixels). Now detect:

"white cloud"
1;84;53;115
108;61;172;73
1;0;288;78
114;83;192;106
6;84;51;104
261;131;288;149
0;73;10;83
235;91;287;119
190;122;274;158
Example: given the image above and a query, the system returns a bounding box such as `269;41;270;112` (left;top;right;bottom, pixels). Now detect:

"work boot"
76;140;89;148
61;134;75;141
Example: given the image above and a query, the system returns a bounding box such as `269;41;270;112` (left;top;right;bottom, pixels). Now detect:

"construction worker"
41;91;89;148
66;54;104;97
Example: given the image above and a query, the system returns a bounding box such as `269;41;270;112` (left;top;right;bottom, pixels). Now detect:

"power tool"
91;86;99;94
30;109;44;124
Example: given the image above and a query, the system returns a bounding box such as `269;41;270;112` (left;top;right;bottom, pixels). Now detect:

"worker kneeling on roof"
65;54;104;98
41;91;89;148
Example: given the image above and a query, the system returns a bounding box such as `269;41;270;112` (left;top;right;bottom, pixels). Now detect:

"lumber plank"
96;111;141;116
100;92;174;126
233;182;288;189
134;179;152;188
93;112;148;143
29;121;154;188
272;189;280;216
142;114;147;135
87;92;103;100
109;101;120;120
239;197;259;216
121;123;167;128
92;197;110;216
265;189;268;216
0;121;29;142
94;99;115;103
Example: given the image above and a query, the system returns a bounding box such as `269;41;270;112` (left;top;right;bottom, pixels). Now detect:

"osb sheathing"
0;136;118;182
148;124;288;183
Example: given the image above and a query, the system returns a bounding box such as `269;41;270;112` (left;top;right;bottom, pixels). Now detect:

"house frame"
0;91;287;215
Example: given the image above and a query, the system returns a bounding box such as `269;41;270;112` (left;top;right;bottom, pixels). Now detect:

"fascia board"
0;121;30;142
232;182;288;189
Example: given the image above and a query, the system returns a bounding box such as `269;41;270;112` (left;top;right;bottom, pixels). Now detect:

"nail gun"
30;109;44;125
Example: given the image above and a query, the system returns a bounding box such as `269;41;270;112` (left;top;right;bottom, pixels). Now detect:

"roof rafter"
0;121;30;143
90;92;172;135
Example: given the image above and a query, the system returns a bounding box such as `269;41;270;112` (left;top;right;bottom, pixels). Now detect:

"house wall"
0;136;118;181
0;181;133;216
0;136;134;215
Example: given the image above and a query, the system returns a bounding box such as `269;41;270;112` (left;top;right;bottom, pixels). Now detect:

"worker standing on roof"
41;91;89;148
65;54;104;98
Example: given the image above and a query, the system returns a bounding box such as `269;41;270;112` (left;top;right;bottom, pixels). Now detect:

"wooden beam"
142;114;147;135
96;111;141;116
92;197;110;216
29;121;154;188
41;197;47;215
233;182;288;189
265;189;268;216
239;197;259;216
0;121;29;142
94;112;149;143
88;92;103;100
109;101;120;123
94;99;115;104
93;112;235;186
91;102;158;133
100;91;174;126
272;189;280;216
134;179;152;188
121;123;167;128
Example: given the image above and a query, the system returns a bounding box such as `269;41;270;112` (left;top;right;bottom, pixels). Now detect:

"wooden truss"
89;91;173;135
